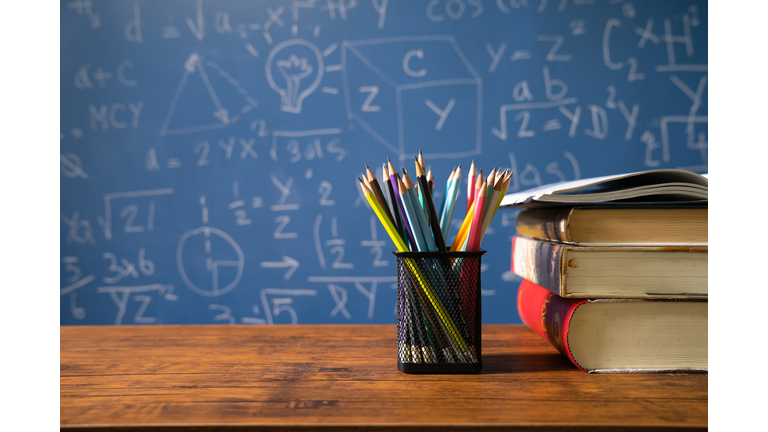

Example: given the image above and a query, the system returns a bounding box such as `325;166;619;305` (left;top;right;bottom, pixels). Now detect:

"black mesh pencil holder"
394;249;485;374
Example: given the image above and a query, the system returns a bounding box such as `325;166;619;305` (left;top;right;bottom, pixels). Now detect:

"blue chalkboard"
60;0;708;325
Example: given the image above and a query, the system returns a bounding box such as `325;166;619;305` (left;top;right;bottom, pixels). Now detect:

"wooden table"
60;325;707;431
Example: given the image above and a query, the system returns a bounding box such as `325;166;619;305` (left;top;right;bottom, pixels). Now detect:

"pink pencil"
466;160;476;212
466;181;486;251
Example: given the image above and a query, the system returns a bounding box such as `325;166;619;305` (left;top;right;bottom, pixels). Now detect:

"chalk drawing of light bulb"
266;39;324;114
278;55;312;109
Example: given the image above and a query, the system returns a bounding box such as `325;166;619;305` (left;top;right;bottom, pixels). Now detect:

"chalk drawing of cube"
342;36;482;161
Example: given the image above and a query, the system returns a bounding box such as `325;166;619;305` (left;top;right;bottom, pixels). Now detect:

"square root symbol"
342;36;482;161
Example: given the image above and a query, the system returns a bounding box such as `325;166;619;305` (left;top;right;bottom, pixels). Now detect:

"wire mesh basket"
394;249;484;374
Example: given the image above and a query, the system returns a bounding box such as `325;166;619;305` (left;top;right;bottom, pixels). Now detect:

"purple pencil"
388;160;417;251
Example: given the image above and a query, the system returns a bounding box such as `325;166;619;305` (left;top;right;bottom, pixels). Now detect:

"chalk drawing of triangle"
160;53;258;136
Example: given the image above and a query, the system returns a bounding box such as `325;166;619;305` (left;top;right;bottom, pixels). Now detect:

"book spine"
514;208;573;243
511;236;566;295
517;279;588;372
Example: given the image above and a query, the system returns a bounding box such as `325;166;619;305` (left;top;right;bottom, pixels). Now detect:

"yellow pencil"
359;178;408;252
361;177;471;354
401;257;472;355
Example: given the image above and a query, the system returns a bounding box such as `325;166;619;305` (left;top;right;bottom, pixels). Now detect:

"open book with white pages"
501;169;707;208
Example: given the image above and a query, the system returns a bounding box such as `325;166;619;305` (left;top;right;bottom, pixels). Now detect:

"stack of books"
501;169;708;373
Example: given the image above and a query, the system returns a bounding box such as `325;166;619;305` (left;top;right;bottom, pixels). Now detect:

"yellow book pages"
515;207;707;245
511;236;708;299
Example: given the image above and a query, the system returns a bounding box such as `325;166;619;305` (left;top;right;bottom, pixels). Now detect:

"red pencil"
466;181;486;251
474;168;483;208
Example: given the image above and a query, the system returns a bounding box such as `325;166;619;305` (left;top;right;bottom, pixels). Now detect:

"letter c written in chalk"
403;49;427;77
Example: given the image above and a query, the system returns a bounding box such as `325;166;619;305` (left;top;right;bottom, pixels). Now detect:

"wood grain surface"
60;325;707;431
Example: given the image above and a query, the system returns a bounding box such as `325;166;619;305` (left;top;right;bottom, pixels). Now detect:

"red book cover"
517;279;588;372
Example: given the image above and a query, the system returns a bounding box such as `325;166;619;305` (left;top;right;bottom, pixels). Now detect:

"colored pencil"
415;158;447;252
459;179;485;339
489;170;512;224
496;168;506;187
450;169;508;252
387;158;399;185
404;277;429;362
399;177;428;252
404;170;437;252
359;178;408;252
400;256;471;354
484;168;496;215
379;186;471;353
464;170;483;248
466;160;476;212
365;164;396;230
403;286;421;362
437;167;453;223
479;175;502;241
450;200;474;251
389;159;412;247
437;169;453;230
383;162;403;237
416;151;427;216
439;167;461;243
404;263;460;362
392;177;417;252
459;171;484;251
359;161;517;362
406;269;441;362
466;181;487;252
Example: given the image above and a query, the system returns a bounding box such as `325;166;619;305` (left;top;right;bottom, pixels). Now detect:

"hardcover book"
511;236;707;298
517;279;708;373
515;207;707;246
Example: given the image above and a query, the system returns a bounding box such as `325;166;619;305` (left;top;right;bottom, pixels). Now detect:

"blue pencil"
404;172;437;252
437;168;453;228
440;166;461;243
399;177;428;252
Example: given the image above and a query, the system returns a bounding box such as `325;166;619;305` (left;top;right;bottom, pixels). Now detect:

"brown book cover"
511;236;707;299
515;207;707;245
